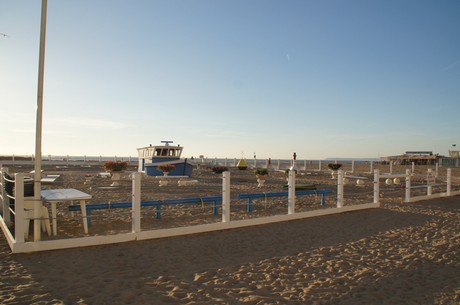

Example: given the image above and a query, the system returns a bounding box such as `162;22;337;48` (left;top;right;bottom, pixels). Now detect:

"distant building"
385;151;439;165
384;151;459;167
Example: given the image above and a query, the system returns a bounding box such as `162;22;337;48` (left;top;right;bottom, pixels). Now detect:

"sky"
1;0;459;160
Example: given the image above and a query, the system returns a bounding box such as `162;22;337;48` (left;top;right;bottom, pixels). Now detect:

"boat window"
155;149;162;156
161;149;168;156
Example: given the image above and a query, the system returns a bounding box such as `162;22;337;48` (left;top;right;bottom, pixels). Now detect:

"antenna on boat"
161;140;173;146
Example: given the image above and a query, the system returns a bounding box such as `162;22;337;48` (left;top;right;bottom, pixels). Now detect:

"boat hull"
144;160;193;177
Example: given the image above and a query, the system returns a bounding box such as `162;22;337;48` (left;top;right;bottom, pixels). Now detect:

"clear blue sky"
1;0;459;160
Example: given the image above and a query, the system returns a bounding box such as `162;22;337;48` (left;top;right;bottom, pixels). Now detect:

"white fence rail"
1;167;459;253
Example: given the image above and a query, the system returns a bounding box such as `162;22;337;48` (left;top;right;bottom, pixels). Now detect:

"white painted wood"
447;168;452;196
374;169;380;205
337;170;344;208
14;174;25;243
427;169;433;196
288;170;295;214
132;172;141;233
405;169;411;202
222;171;230;222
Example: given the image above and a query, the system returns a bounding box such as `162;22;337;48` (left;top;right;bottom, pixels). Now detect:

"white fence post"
373;169;380;205
277;159;280;170
222;171;230;222
14;173;25;243
390;162;393;174
337;170;344;208
411;162;415;173
370;161;373;174
288;169;295;214
131;172;141;233
304;160;307;171
435;162;439;178
1;168;11;227
447;168;451;196
318;160;322;171
405;169;411;202
427;168;433;196
351;160;355;173
224;158;228;167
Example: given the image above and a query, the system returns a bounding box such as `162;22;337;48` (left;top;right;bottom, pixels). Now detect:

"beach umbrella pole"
33;0;47;241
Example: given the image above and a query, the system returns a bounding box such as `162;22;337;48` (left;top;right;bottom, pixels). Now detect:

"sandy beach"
0;164;459;304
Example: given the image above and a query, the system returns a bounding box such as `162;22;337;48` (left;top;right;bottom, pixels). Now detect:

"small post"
390;162;393;174
337;170;344;208
224;158;228;167
370;160;373;173
288;169;295;214
435;162;439;178
222;171;230;222
1;168;11;226
131;172;141;233
411;162;415;173
277;159;280;170
318;160;322;171
446;168;451;196
427;168;433;196
373;169;380;205
405;169;411;202
14;173;25;243
304;160;307;171
351;160;355;173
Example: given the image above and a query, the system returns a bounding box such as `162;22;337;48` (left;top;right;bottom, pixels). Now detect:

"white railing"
0;166;458;253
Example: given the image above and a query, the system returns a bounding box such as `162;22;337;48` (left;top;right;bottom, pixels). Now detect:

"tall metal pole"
31;0;48;241
34;0;47;201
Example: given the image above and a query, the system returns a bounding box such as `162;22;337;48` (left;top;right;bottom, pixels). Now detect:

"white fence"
1;167;459;253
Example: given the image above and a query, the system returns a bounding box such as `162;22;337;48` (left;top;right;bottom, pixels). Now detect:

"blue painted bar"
69;190;332;226
238;189;333;212
68;196;222;224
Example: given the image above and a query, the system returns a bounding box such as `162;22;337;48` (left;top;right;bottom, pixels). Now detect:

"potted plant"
254;168;269;187
327;163;342;179
103;161;128;186
158;164;175;176
103;161;128;172
327;163;342;171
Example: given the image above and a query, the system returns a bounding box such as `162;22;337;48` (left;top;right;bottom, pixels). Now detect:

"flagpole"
33;0;47;241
